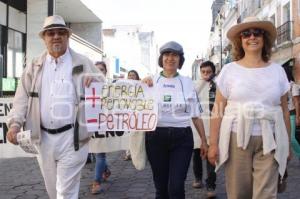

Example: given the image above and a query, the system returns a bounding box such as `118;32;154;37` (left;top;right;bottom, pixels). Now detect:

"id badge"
163;95;172;102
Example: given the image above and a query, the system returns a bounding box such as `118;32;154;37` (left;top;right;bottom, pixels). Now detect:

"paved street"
0;151;299;199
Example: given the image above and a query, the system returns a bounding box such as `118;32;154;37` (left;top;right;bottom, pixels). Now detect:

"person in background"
6;15;104;199
208;16;291;199
282;65;300;159
90;61;111;194
123;69;141;161
127;69;140;81
293;81;300;158
143;41;208;199
191;61;217;198
293;82;300;128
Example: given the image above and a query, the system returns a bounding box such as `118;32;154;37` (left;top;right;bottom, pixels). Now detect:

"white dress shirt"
40;49;76;129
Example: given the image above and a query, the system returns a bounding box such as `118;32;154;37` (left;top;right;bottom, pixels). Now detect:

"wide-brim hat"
39;15;72;38
227;16;277;44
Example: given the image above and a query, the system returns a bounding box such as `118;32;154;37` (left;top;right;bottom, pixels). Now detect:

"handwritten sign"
0;98;34;158
0;98;13;144
85;80;158;132
89;131;131;153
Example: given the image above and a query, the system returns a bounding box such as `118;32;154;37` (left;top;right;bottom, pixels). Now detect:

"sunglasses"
45;29;68;37
240;29;264;38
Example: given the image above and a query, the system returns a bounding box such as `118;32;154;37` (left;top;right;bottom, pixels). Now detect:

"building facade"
0;0;27;96
102;25;156;79
0;0;104;97
206;0;300;81
207;0;226;73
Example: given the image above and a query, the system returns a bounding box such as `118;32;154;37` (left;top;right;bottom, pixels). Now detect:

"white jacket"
7;49;104;148
191;79;215;148
216;102;289;177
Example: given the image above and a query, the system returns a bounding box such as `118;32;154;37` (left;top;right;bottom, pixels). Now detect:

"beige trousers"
224;133;278;199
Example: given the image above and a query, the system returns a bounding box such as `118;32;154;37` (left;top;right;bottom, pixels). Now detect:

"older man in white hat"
6;15;104;199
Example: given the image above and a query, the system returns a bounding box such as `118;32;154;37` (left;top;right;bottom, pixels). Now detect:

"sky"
82;0;213;76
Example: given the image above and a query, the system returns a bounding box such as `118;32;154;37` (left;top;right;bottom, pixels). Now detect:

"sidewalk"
0;151;299;199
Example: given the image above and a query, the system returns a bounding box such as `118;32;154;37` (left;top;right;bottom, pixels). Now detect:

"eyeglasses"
45;29;68;37
240;29;264;38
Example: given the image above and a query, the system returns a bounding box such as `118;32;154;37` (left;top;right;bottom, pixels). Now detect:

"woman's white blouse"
216;62;290;135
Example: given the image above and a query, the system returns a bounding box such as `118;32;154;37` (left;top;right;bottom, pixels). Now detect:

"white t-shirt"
287;81;300;111
287;82;300;111
216;62;290;135
154;73;202;127
292;82;300;97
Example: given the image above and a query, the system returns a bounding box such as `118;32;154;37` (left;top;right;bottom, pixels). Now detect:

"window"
0;1;6;26
7;29;25;78
270;14;276;26
8;0;26;13
0;0;26;96
283;2;290;23
254;0;261;9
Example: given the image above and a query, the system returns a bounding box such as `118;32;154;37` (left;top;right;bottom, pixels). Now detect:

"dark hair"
231;31;272;62
127;70;140;80
95;61;107;73
158;52;185;69
282;65;294;82
200;61;216;74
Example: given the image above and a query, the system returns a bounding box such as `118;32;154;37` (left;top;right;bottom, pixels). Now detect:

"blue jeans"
146;127;193;199
94;153;107;183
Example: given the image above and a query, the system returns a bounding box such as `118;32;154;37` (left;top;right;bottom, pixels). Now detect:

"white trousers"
36;129;88;199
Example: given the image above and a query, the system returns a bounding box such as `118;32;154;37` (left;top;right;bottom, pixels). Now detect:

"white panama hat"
39;15;72;38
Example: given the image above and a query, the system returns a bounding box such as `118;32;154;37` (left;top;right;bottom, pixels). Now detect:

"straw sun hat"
227;16;277;44
39;15;72;38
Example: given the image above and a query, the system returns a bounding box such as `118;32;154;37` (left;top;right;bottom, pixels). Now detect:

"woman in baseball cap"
143;41;208;198
208;16;291;199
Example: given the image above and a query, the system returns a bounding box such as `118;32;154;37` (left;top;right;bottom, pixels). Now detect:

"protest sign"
0;98;34;158
0;98;13;144
86;80;157;153
85;80;158;132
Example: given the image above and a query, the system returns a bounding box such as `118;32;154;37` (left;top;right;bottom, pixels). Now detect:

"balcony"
277;21;292;45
